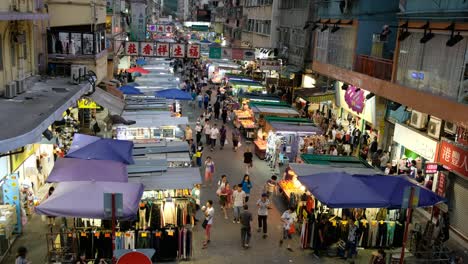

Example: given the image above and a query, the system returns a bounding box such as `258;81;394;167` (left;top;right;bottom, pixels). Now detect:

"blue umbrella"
126;82;140;87
119;85;143;95
136;58;146;65
154;88;192;100
132;72;142;77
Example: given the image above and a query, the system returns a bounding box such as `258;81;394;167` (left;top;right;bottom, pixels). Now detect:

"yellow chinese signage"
11;144;38;172
78;97;101;109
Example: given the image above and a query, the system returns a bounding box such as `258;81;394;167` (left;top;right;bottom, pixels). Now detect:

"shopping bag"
288;224;296;235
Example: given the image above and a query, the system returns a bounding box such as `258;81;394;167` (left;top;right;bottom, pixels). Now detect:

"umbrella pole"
112;193;117;264
399;186;415;264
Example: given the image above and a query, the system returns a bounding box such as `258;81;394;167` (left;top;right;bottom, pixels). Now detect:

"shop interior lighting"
420;23;434;44
398;22;411;41
446;24;464;47
331;24;340;33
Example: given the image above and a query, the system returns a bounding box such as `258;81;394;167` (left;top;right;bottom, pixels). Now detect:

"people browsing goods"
257;194;271;238
232;184;246;223
202;200;214;249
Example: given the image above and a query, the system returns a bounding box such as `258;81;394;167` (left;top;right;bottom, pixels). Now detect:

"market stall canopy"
36;181;144;219
128;67;150;74
269;121;322;135
136;58;147;65
66;134;135;164
288;163;381;177
118;112;189;128
250;105;300;117
90;87;125;115
128;168;202;190
126;82;140;87
46;158;128;183
133;141;189;155
300;154;372;168
154;89;192;100
119;85;143;95
239;93;281;103
127;159;168;174
300;172;446;209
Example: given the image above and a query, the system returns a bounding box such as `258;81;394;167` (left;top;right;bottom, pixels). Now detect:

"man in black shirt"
240;204;252;248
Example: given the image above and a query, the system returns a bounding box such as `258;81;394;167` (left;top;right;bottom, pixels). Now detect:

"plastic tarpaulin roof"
66;134;135;164
36;181;144;219
299;172;446;209
269;122;323;134
129;168;202;190
288;163;381;177
119;85;143;95
154;89;192;100
46;158;128;182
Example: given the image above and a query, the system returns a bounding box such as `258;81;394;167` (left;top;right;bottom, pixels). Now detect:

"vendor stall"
238;93;281;105
226;77;265;96
259;117;323;163
114;112;188;141
249;101;300;131
276;161;446;257
207;60;241;84
232;109;256;140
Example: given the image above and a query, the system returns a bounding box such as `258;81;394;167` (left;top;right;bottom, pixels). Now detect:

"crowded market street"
1;1;468;264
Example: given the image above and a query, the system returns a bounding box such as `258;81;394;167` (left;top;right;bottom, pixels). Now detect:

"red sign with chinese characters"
436;172;447;197
155;43;169;57
187;44;200;58
438;140;468;178
140;42;154;56
457;126;468;146
171;44;185;58
425;163;438;174
157;25;164;33
165;25;173;33
125;42;138;56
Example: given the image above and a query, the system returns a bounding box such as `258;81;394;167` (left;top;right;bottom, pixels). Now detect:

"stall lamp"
320;24;329;32
341;83;349;90
365;93;375;100
420;28;434;44
331;24;340;33
447;32;464;47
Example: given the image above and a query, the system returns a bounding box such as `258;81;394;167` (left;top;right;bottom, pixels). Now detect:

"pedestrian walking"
195;122;202;145
210;124;219;151
243;147;253;174
241;174;252;202
202;200;214;249
257;193;271;238
219;182;233;219
232;127;241;151
219;124;227;150
264;175;278;197
204;121;211;146
214;100;221;119
216;174;228;194
15;246;32;264
195;146;203;167
184;125;193;144
221;107;228;124
196;93;203;108
240;204;253;249
280;207;297;252
204;156;215;186
232;184;246;223
203;94;210;109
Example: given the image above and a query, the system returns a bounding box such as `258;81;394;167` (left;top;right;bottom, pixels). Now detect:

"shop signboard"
130;2;146;41
394;123;438;161
140;42;154;56
425;163;438;174
78;97;101;109
438;140;468;178
232;48;244;60
170;44;185;58
344;85;365;114
125;42;139;56
147;24;157;32
155;43;170;57
11;144;37;172
456;126;468;146
258;59;281;71
187;44;201;58
209;47;222;59
3;173;21;233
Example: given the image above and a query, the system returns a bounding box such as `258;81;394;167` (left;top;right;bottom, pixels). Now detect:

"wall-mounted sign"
209;47;222;59
344;85;365;114
438;140;468;178
258;59;281;71
425;163;438;174
394;123;438;161
124;42;199;58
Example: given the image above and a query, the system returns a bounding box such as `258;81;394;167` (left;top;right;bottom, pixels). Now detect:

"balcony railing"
353;55;393;81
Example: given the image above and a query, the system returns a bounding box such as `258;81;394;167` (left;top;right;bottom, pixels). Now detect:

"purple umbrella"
36;181;144;220
46;158;128;183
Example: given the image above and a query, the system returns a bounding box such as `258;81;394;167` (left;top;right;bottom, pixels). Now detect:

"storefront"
392;123;439;174
336;83;387;150
207;60;241;84
293;88;335;118
436;140;468;241
233;108;256;140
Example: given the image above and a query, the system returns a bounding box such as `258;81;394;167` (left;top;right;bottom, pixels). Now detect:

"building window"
71;33;82;55
82;33;94;55
57;32;69;54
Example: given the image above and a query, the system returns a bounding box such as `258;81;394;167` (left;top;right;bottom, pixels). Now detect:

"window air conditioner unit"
444;121;457;135
4;82;17;99
427;116;442;139
409;110;428;129
16;79;25;94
